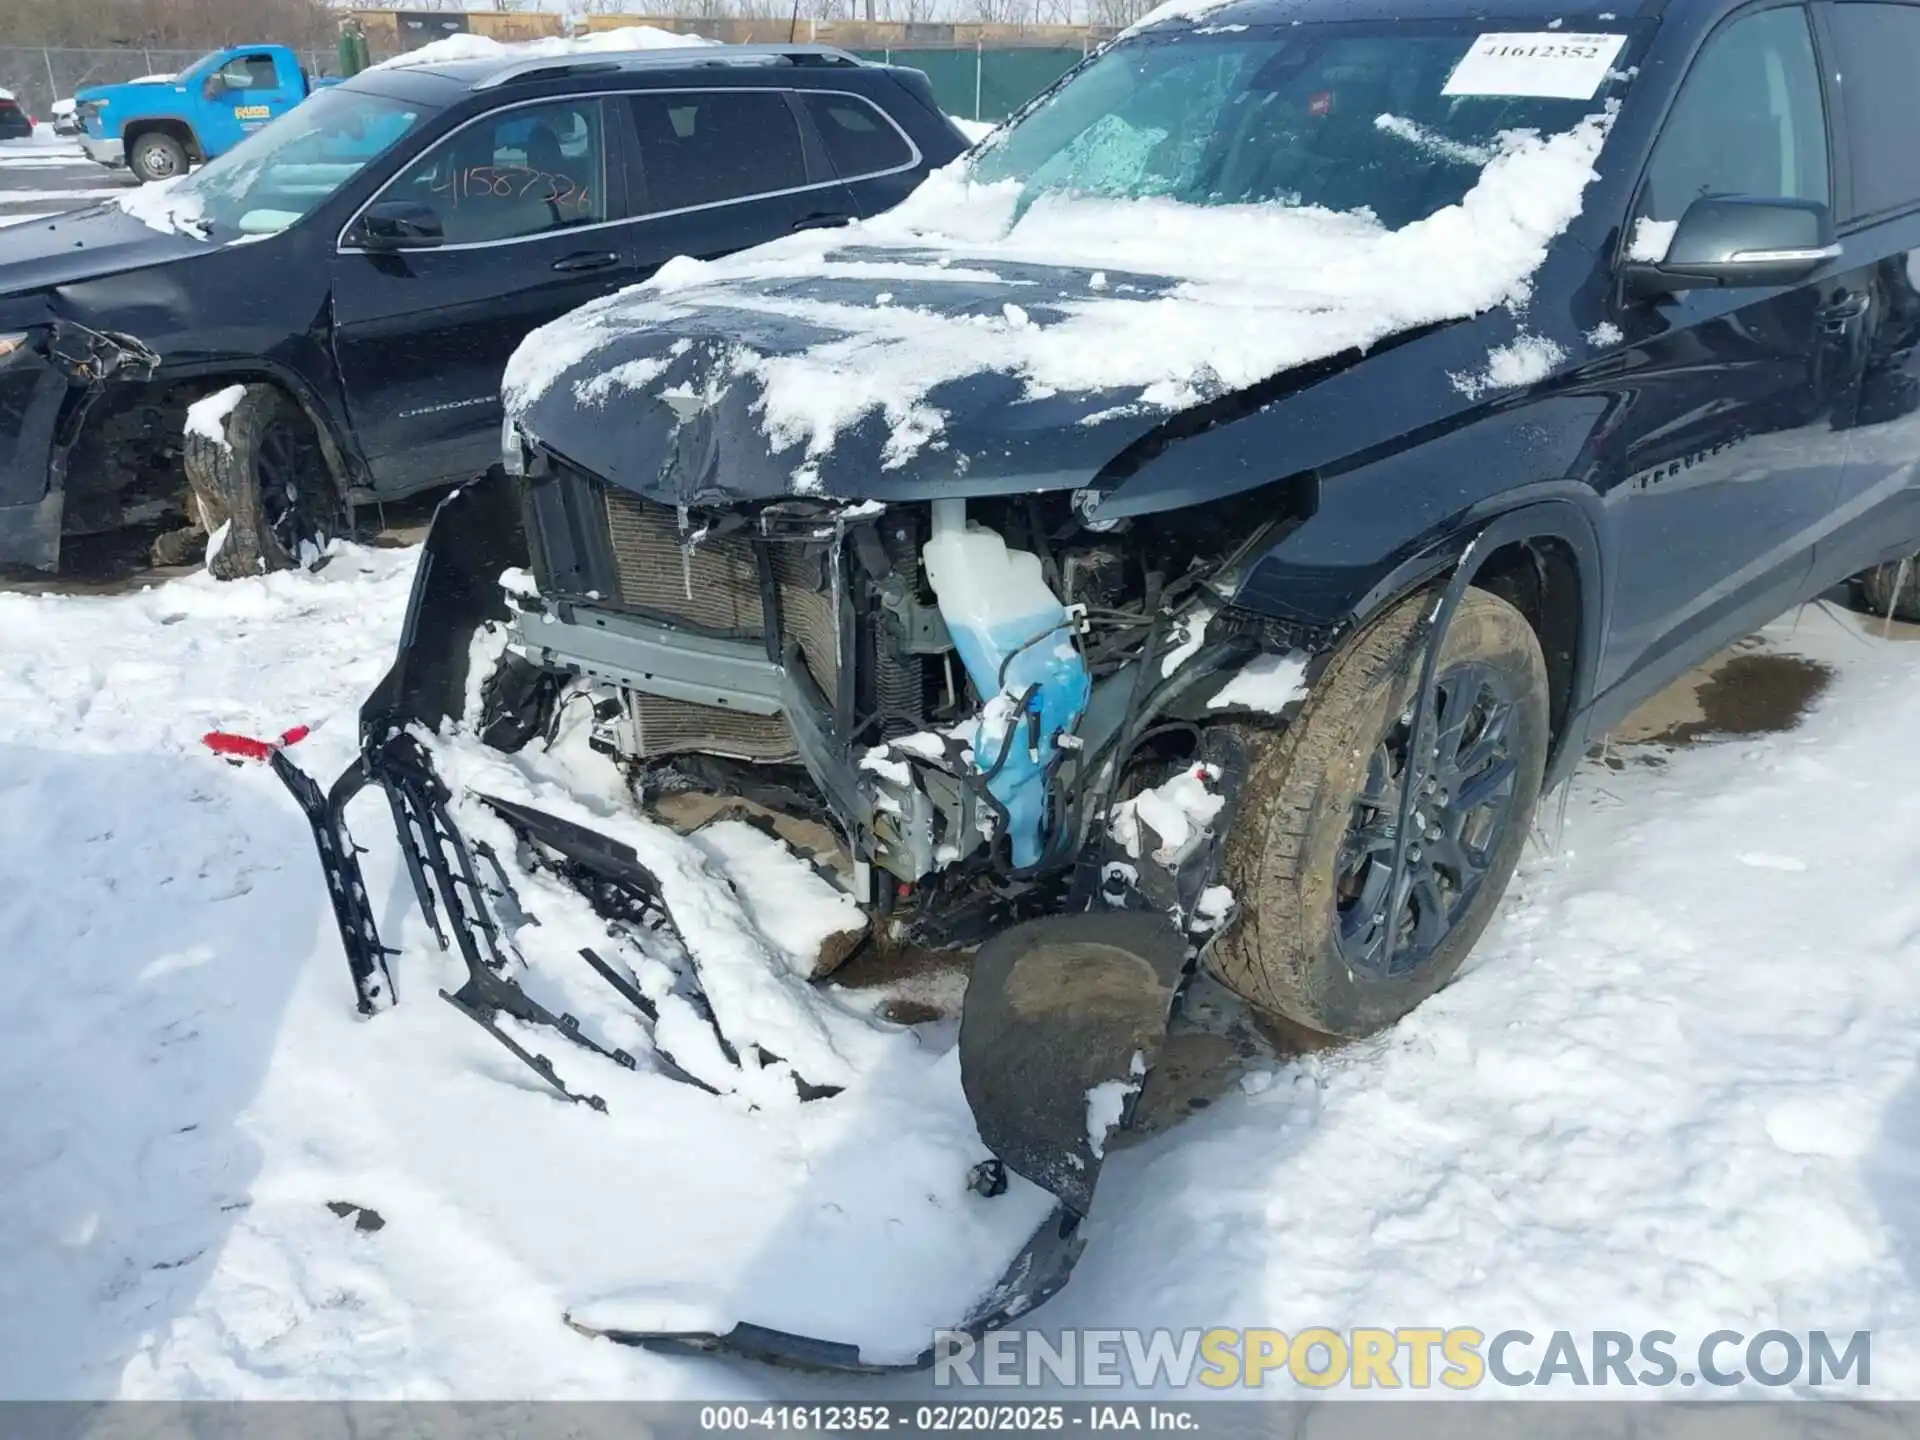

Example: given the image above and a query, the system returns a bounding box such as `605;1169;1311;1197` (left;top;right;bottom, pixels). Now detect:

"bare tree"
1086;0;1153;26
0;0;337;49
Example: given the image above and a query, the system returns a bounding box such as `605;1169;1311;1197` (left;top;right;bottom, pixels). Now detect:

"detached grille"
601;490;841;760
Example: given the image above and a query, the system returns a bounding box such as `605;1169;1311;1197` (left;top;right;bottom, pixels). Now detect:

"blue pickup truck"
79;45;339;183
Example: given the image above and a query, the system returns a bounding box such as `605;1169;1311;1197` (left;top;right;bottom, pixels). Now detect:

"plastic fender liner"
1375;501;1599;950
960;911;1190;1215
1343;493;1607;789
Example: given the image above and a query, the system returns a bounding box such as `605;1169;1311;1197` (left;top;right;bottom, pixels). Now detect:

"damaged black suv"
266;0;1920;1367
489;0;1920;1029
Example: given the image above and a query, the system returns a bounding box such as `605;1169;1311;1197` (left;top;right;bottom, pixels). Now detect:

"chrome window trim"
335;85;922;256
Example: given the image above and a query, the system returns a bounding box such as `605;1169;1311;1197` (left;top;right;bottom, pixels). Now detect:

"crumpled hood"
0;203;206;303
504;113;1611;509
508;251;1194;507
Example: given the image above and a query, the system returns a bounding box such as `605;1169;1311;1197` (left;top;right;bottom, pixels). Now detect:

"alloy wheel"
1333;660;1524;979
255;417;333;564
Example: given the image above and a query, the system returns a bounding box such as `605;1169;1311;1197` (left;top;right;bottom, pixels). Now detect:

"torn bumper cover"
0;317;157;569
228;479;1245;1371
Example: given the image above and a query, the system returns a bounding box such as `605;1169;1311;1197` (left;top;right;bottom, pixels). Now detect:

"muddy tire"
129;131;189;184
478;650;559;753
1855;558;1920;623
1209;587;1550;1039
182;385;341;581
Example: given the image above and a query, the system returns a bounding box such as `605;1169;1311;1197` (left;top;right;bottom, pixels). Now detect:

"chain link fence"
0;48;332;124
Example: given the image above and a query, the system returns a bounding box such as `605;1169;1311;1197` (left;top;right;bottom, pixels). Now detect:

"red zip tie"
202;725;311;763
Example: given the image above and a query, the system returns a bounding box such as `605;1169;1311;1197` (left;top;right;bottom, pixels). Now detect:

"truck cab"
78;45;337;183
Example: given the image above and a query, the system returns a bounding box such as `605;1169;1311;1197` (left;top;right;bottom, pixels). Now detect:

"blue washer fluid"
921;499;1091;869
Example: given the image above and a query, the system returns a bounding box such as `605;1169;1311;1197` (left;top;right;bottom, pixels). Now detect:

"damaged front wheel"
181;384;343;579
1212;587;1549;1039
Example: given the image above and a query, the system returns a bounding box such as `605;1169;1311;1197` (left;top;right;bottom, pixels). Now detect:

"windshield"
172;87;429;237
972;22;1638;230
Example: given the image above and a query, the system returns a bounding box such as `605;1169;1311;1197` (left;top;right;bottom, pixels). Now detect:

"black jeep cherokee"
0;45;965;574
487;0;1920;1046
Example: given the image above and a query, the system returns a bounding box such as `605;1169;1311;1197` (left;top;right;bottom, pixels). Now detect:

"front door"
1593;3;1871;696
330;97;636;492
203;52;302;153
1809;0;1920;586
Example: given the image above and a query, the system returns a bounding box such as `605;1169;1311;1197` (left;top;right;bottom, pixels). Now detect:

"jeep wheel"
129;131;188;184
1855;557;1920;623
1211;587;1550;1039
182;385;343;580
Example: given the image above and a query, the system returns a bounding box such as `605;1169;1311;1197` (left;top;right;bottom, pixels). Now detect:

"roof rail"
470;44;867;91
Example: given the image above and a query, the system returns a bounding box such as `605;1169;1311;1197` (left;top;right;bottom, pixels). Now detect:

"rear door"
330;96;637;491
792;88;927;217
622;87;856;278
1810;0;1920;583
1593;2;1872;694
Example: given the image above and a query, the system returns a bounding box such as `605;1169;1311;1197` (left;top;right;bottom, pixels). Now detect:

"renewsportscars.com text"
931;1327;1871;1390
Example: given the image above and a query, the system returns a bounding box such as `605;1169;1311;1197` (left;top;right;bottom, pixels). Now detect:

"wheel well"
1471;537;1581;752
125;119;199;162
60;379;199;536
62;376;336;537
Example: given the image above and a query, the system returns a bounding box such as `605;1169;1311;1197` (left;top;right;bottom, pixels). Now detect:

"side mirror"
355;199;444;251
1624;195;1839;297
203;75;229;99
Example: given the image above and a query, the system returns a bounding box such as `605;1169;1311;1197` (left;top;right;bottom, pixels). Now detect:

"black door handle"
791;213;853;232
551;251;620;273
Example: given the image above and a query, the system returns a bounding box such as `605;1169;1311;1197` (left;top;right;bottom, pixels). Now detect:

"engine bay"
506;464;1312;949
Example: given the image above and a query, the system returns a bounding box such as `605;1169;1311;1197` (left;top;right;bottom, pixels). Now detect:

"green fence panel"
853;46;1084;122
979;47;1081;121
854;48;979;119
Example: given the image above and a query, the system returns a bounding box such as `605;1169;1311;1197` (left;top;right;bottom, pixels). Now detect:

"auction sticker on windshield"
1442;32;1627;98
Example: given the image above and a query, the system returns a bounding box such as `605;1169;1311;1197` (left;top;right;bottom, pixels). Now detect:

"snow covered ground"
0;127;132;228
3;546;1918;1402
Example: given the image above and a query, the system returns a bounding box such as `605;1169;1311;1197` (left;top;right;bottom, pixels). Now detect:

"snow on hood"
372;24;714;72
507;111;1610;494
113;175;208;240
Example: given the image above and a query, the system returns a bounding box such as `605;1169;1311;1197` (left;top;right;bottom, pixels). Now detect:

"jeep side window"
382;99;610;245
797;93;913;180
627;91;808;213
1826;2;1920;221
1631;6;1828;256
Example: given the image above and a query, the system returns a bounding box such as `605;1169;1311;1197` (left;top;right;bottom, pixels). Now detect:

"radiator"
603;490;841;761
